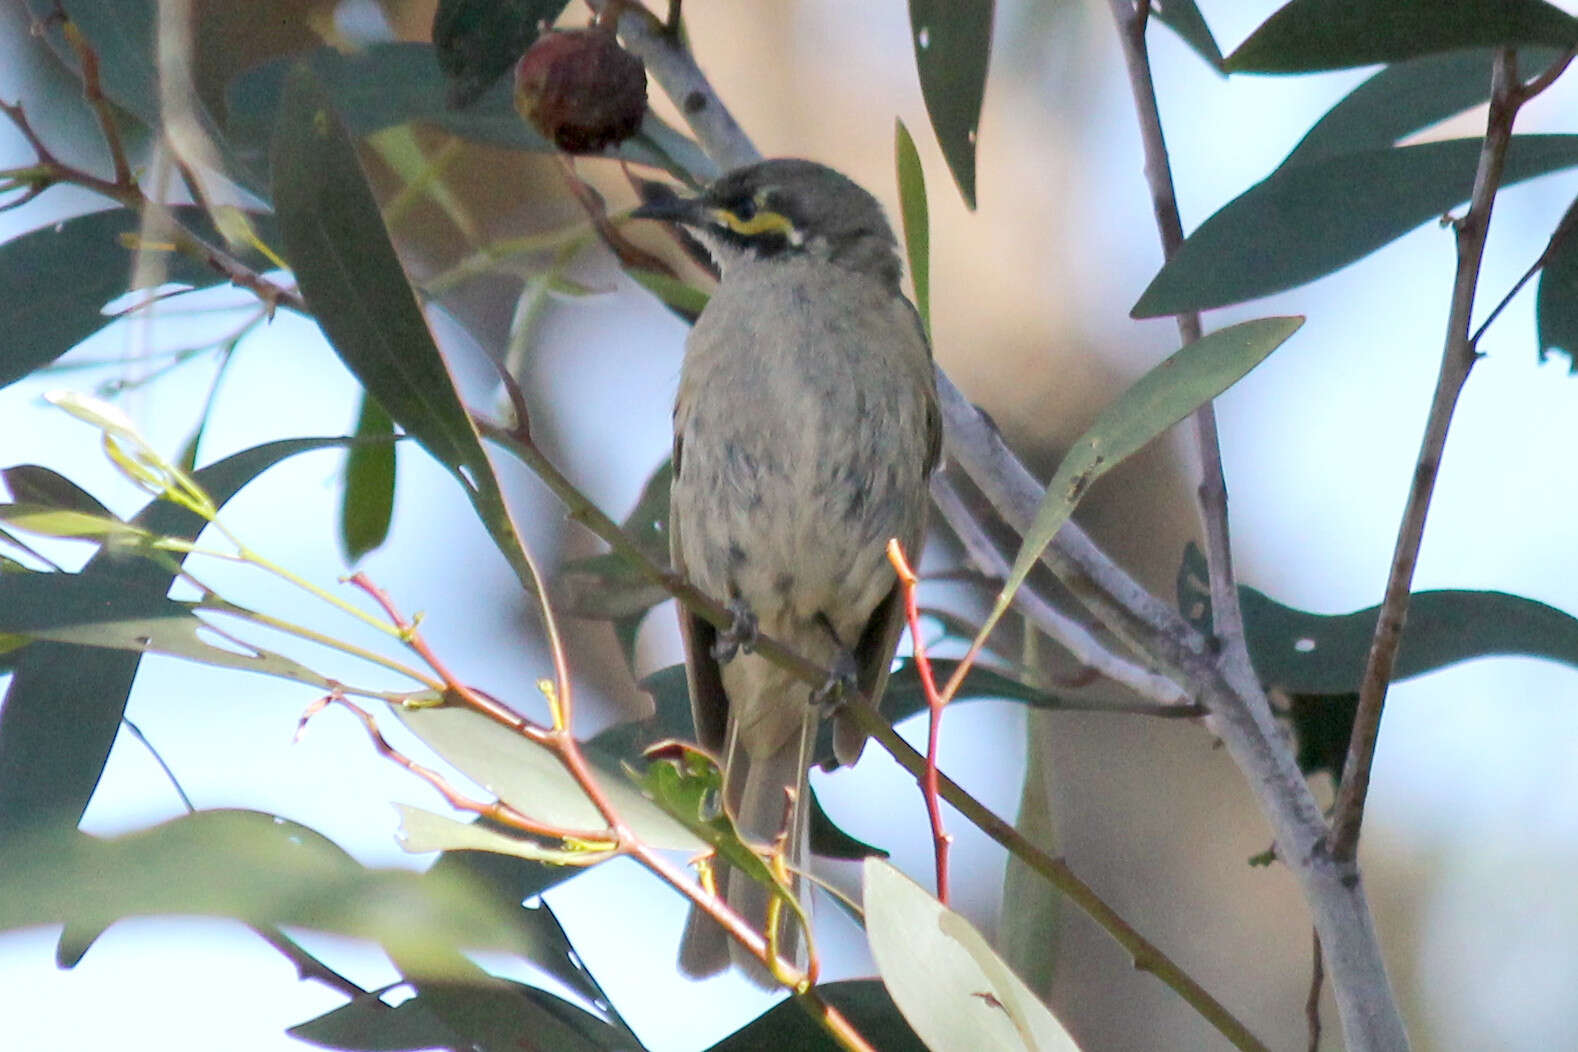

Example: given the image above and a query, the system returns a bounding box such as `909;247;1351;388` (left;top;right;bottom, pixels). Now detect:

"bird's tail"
678;706;816;985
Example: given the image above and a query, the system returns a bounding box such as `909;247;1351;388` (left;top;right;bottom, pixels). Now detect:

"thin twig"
888;540;951;903
1307;928;1325;1052
1330;49;1555;863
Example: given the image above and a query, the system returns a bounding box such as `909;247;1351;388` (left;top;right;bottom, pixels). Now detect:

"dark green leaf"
341;394;397;562
808;787;888;860
0;436;354;839
1283;48;1563;168
707;980;926;1052
625;270;709;323
1175;540;1213;635
432;0;573;109
1225;0;1578;73
1133;135;1578;318
1;465;114;518
908;0;993;210
1152;0;1224;69
271;67;543;597
230;44;712;192
1536;193;1578;372
1;811;529;973
1287;691;1360;779
894;117;931;334
0;208;274;389
637;747;777;881
1242;587;1578;693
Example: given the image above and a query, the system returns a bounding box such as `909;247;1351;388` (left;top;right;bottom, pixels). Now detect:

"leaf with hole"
908;0;993;209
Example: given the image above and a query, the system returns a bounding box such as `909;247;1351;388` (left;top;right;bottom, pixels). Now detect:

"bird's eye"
732;199;757;222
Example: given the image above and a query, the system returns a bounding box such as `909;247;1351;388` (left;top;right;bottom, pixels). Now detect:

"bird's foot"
812;650;859;716
710;598;758;663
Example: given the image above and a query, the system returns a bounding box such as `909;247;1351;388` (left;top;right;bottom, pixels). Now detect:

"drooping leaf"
1241;586;1578;693
0;809;527;972
1133;135;1578;318
1286;691;1361;779
391;702;704;852
0;436;354;839
1152;0;1224;70
864;859;1081;1051
1225;0;1578;73
341;394;398;562
894;117;931;334
1536;192;1578;372
1282;47;1564;168
432;0;574;109
979;319;1302;648
230;44;713;192
1;466;114;517
907;0;993;209
271;67;542;598
0;208;274;389
706;979;927;1052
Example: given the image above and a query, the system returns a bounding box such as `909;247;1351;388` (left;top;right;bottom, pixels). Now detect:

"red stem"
887;541;950;902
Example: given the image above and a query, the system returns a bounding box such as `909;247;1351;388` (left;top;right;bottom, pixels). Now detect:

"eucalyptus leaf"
433;0;573;109
894;117;931;334
1;465;114;517
271;67;540;599
706;979;926;1052
0;809;527;971
1152;0;1224;70
1241;586;1578;693
1226;0;1578;73
865;859;1081;1051
391;703;704;852
1536;192;1578;373
1134;136;1578;318
908;0;993;209
341;394;397;562
985;319;1303;644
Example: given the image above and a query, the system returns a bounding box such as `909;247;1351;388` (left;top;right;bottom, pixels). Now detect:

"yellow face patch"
710;204;802;244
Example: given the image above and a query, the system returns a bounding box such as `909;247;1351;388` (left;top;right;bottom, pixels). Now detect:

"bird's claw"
710;598;758;663
812;651;859;716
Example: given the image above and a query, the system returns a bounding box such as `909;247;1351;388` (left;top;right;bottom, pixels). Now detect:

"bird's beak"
630;180;707;225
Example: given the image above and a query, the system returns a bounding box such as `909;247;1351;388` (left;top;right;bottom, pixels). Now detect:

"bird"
632;159;941;982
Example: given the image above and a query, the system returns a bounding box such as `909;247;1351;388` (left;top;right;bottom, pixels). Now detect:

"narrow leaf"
1226;0;1578;73
908;0;994;209
707;980;926;1052
1134;135;1578;318
865;858;1081;1051
894;118;931;334
1;466;113;517
1242;587;1578;693
1536;193;1578;372
341;394;397;562
270;67;539;598
1152;0;1224;70
986;319;1303;642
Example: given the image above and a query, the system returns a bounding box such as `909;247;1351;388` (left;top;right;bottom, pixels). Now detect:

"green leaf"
1241;587;1578;693
1286;691;1361;779
1536;193;1578;372
0;504;147;543
807;787;889;861
864;858;1080;1051
1152;0;1224;70
1;465;114;517
706;980;926;1052
626;269;709;324
0;208;273;389
894;117;931;334
636;745;781;881
0;436;355;839
230;44;713;192
432;0;573;109
341;394;398;562
397;804;599;866
1282;48;1564;168
292;977;638;1052
271;67;542;598
1133;135;1578;318
1225;0;1578;73
0;809;529;972
908;0;993;210
982;319;1302;645
391;703;704;852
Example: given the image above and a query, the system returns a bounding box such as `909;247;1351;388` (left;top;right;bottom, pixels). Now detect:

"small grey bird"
633;159;941;981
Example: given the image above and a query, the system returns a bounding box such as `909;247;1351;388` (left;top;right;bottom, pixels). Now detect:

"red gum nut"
513;29;648;154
